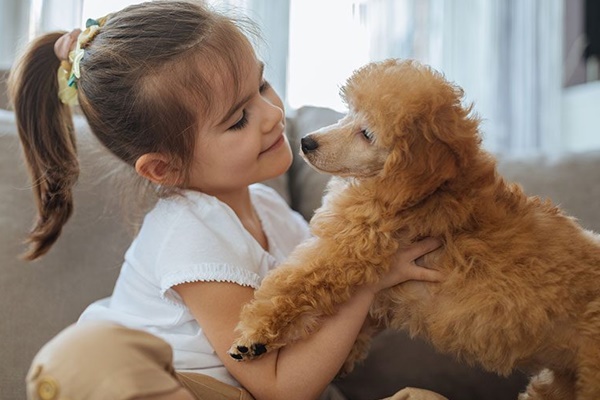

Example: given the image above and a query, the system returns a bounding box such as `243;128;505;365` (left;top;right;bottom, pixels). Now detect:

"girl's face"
187;49;292;198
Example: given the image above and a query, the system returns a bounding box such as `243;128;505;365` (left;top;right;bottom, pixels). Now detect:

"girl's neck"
214;186;269;251
213;187;253;219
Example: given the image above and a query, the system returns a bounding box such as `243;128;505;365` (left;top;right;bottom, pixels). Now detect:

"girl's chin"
264;157;293;183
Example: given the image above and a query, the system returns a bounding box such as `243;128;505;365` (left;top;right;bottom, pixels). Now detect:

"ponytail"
8;32;79;260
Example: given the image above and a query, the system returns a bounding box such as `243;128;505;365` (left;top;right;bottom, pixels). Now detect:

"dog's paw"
227;342;270;362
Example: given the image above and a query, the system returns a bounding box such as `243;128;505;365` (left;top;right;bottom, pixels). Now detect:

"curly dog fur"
229;59;600;399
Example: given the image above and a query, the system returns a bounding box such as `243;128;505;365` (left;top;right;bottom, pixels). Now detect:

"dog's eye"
361;129;374;142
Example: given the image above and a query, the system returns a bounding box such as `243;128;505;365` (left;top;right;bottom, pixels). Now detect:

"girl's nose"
260;97;284;133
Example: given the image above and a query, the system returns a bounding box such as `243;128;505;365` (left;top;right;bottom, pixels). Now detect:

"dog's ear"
421;82;482;167
377;133;459;208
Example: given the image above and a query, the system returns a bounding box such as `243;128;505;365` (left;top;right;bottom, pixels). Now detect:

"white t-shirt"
79;184;311;386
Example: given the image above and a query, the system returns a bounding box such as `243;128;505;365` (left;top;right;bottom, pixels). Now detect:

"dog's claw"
252;343;267;356
228;343;269;361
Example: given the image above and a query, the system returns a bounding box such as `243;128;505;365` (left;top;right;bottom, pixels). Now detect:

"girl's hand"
372;237;444;293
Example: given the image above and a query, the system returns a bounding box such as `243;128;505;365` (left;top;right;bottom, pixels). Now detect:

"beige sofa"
1;104;599;400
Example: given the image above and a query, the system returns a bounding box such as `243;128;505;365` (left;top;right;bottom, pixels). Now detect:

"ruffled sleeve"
132;192;268;306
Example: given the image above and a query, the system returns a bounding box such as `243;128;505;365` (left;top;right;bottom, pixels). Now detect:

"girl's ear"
135;153;180;185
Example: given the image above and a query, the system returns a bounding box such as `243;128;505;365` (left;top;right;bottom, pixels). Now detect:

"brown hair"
9;1;254;260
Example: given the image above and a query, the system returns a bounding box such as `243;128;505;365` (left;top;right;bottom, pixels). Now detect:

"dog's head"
301;59;482;203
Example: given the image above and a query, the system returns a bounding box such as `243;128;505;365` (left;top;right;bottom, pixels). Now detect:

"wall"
563;81;600;151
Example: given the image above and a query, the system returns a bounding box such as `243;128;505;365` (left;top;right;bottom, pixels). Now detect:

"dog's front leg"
228;238;377;361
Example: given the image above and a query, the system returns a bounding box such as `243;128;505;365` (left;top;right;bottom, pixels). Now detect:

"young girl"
10;2;444;399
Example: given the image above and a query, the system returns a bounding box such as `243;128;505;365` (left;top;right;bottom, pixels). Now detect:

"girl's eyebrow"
218;62;265;126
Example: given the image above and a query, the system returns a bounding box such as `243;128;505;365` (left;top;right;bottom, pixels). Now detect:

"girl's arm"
174;238;442;400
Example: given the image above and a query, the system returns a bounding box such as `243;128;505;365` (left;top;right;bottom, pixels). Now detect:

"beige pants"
26;322;448;400
26;322;254;400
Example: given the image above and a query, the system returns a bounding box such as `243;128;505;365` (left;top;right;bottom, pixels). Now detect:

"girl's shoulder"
138;191;240;247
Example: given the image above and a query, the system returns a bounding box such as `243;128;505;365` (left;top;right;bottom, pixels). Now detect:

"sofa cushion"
0;110;133;400
498;152;600;232
287;106;342;220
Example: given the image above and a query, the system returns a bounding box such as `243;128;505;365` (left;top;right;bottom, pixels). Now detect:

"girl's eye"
361;129;374;142
229;111;248;131
228;81;270;131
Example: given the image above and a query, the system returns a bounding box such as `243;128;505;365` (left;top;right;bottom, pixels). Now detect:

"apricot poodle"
228;59;600;400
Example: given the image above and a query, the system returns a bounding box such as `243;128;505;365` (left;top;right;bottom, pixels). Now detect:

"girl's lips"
260;134;285;155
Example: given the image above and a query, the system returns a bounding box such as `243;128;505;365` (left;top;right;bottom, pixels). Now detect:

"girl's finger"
401;237;443;261
406;264;445;282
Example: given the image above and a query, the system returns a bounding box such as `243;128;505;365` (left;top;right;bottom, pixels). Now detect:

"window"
288;0;369;111
287;0;433;112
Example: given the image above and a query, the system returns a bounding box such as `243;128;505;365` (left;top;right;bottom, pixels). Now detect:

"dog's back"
371;170;600;395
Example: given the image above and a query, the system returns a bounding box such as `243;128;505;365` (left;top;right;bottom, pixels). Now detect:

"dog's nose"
301;136;319;153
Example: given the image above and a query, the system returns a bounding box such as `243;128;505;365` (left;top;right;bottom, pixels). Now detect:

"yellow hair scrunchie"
57;16;109;106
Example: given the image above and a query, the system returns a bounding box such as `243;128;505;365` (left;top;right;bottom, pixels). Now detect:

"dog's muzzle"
301;136;319;154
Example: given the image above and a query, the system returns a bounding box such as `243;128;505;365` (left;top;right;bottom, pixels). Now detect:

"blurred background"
0;3;598;399
1;0;598;156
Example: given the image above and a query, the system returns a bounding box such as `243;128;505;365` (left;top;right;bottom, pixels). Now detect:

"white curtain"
443;0;563;156
362;0;564;156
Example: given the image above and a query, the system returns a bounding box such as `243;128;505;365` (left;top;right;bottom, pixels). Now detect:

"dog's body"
229;59;600;399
